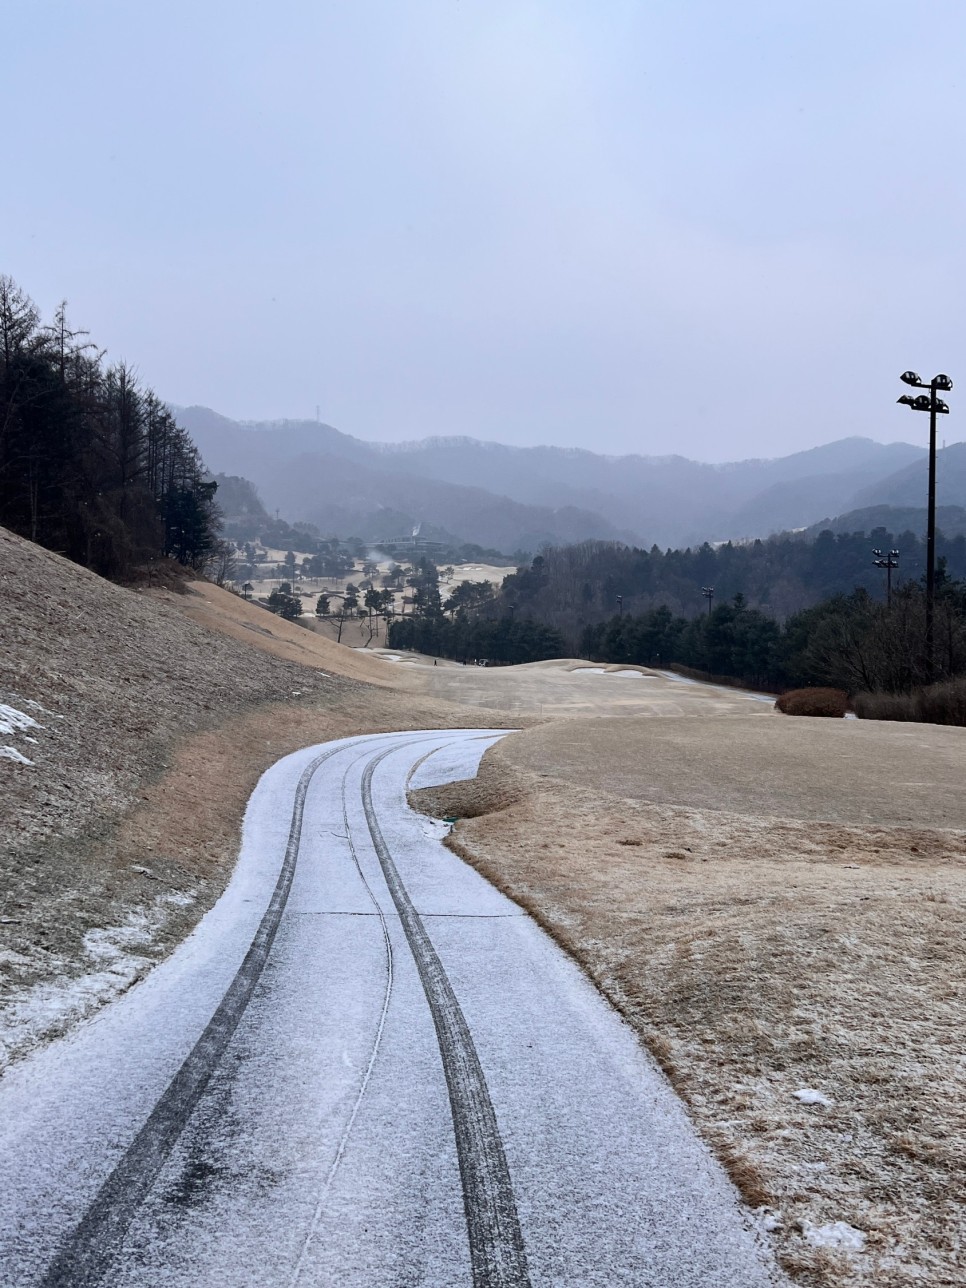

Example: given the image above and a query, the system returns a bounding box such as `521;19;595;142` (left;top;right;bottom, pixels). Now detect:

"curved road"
0;730;785;1286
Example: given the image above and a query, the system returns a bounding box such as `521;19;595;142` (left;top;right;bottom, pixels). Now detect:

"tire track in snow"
361;746;531;1288
287;747;398;1285
40;741;345;1287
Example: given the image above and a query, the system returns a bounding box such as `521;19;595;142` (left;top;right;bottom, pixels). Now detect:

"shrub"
918;676;966;726
775;687;849;718
854;677;966;726
851;691;919;722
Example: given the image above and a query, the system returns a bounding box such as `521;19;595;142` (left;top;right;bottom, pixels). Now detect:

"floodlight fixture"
897;366;953;680
872;546;900;606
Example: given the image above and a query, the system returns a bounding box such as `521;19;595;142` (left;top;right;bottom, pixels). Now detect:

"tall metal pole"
898;371;951;680
926;384;938;681
873;549;899;608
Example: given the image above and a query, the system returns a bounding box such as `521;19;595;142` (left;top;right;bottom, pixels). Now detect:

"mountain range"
175;405;963;554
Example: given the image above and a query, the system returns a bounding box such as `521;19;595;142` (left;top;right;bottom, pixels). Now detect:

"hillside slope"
0;526;506;1067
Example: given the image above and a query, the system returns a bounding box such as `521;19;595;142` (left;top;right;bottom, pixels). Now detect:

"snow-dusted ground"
0;730;787;1286
0;700;43;764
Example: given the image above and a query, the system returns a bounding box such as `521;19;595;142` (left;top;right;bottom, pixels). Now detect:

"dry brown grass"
854;678;966;727
0;527;520;1066
776;688;849;718
412;740;966;1287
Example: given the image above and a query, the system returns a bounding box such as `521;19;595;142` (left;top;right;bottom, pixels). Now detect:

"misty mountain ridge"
804;504;966;541
174;405;956;554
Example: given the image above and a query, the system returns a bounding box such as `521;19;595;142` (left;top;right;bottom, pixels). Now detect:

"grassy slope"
0;526;512;1066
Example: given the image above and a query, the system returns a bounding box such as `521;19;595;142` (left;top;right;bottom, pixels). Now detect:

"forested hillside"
493;528;966;633
387;540;966;701
177;404;935;552
0;278;219;579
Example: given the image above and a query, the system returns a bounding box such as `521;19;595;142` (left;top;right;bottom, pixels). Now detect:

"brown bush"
774;687;848;718
854;676;966;726
852;690;919;722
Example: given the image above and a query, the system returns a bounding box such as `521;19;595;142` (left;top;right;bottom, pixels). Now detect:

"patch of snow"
792;1087;833;1107
417;815;452;842
1;746;34;765
0;703;41;737
754;1207;783;1234
0;894;193;1072
801;1220;866;1252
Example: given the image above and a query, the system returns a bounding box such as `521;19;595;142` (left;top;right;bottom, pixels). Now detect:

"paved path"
0;731;786;1286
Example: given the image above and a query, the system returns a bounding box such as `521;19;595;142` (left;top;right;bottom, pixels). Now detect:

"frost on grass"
450;748;966;1288
802;1221;867;1252
792;1088;833;1107
0;892;194;1071
0;703;41;738
0;701;43;766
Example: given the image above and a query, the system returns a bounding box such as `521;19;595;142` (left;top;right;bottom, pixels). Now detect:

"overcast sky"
5;1;966;461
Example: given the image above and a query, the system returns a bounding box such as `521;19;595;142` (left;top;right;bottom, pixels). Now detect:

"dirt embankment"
411;724;966;1288
0;526;515;1067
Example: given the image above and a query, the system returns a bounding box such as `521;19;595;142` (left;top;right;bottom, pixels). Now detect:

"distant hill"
849;442;966;510
176;405;936;554
805;504;966;540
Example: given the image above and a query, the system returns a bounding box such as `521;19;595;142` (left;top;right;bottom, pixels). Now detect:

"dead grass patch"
431;744;966;1288
776;688;849;718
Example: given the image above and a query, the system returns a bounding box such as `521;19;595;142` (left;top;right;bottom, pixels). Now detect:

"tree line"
0;277;219;579
497;531;966;635
580;570;966;693
381;545;966;696
385;556;566;662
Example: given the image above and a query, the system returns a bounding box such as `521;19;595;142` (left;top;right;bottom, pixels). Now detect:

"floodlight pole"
701;586;714;616
897;371;952;682
616;594;623;618
926;390;938;675
872;549;899;608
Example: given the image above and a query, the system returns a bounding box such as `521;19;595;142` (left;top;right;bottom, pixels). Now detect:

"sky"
5;1;966;461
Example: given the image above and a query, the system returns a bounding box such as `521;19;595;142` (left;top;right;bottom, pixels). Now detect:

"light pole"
701;586;714;617
872;548;900;607
897;370;952;678
616;594;623;618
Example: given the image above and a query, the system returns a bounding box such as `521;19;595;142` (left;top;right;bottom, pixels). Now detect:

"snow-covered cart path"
0;730;787;1286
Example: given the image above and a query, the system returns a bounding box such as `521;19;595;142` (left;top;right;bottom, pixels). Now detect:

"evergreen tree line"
387;612;566;665
385;556;566;662
497;531;966;635
0;277;219;578
580;574;966;694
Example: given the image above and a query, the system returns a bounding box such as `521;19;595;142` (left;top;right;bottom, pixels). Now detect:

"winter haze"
5;1;966;461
